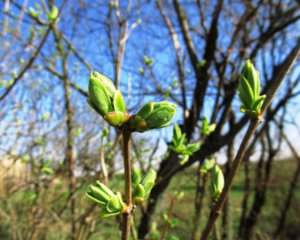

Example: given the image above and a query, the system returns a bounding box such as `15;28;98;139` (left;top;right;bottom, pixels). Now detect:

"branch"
200;38;300;240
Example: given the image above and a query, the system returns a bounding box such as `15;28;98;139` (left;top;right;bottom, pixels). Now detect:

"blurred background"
0;0;300;239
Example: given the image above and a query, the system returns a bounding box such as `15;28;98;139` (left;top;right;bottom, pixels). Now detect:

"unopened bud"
87;71;128;127
130;101;176;132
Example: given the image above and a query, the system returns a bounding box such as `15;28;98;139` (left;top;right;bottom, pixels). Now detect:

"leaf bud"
87;71;128;127
130;101;176;132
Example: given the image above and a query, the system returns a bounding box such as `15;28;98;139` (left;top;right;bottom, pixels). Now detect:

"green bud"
171;124;187;153
86;181;112;204
47;5;58;22
175;191;185;200
179;155;189;165
132;169;157;204
200;117;216;135
87;71;128;127
144;56;154;66
136;19;142;25
211;165;224;201
29;7;41;18
101;192;126;218
138;67;144;75
238;60;266;117
140;169;157;197
183;142;201;155
200;157;215;174
86;182;126;218
130;101;176;132
132;168;142;187
133;184;146;203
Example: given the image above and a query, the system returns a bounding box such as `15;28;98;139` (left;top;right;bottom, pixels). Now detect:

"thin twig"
122;128;132;240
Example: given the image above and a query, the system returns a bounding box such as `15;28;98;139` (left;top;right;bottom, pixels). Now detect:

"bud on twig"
238;60;266;117
170;124;200;165
200;117;216;136
47;5;58;22
130;101;176;132
211;165;224;201
87;71;129;127
199;157;215;174
132;169;157;203
86;181;127;218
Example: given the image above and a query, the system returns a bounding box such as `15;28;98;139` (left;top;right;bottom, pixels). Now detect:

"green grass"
0;159;299;239
145;159;300;239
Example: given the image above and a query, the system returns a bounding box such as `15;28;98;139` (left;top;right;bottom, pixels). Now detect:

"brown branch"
200;39;300;240
0;24;53;101
122;128;133;240
156;0;187;129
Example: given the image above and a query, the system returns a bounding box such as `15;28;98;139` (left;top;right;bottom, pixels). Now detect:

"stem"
122;128;132;240
100;122;108;185
200;39;300;240
192;167;207;240
200;119;260;240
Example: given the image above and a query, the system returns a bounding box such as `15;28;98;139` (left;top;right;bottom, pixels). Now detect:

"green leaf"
106;195;121;212
113;90;126;113
251;95;266;111
88;186;109;203
146;105;176;129
141;169;157;185
243;60;257;97
254;70;260;97
179;155;189;165
132;168;142;186
238;75;254;108
136;102;154;119
95;181;115;198
134;184;145;198
29;7;40;18
85;192;106;205
200;158;215;173
238;91;249;108
101;208;120;218
174;124;182;140
41;167;54;175
184;142;200;155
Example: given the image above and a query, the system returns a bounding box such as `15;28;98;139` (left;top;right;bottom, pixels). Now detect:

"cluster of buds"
132;169;157;204
129;101;177;132
87;71;177;132
200;117;216;136
86;181;127;218
170;124;200;165
87;72;129;127
86;71;176;218
238;60;266;117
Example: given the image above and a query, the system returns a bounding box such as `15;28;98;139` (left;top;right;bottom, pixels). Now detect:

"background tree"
0;0;300;239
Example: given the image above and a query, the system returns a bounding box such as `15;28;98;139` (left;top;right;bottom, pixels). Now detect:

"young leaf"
113;90;126;113
136;102;154;119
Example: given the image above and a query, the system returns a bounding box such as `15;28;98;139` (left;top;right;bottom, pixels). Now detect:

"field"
2;159;298;240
